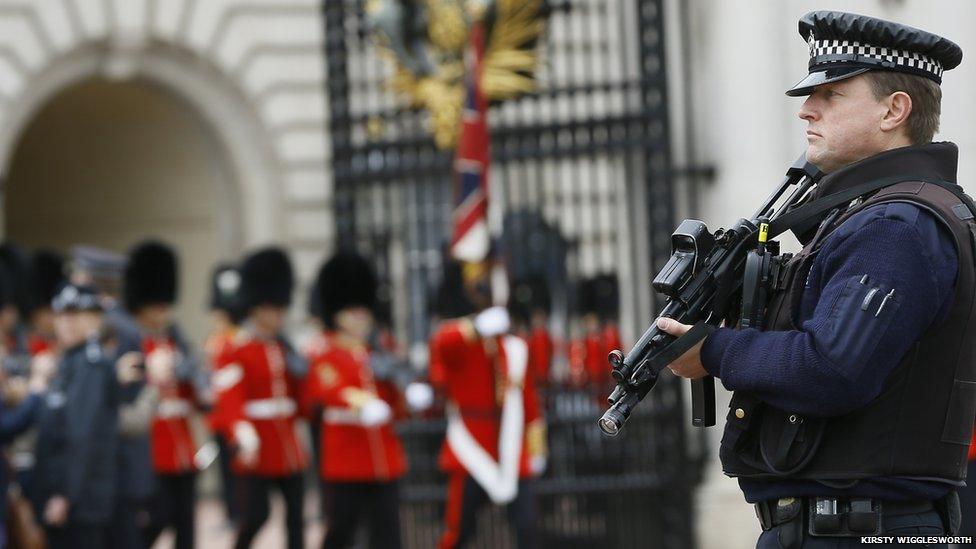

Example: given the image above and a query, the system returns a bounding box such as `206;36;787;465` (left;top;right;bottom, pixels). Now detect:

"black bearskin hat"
508;277;551;325
307;276;323;322
0;242;32;317
209;263;244;323
315;252;377;328
0;262;13;310
30;249;65;312
432;258;477;320
124;241;178;312
241;247;293;309
577;274;619;320
591;274;619;321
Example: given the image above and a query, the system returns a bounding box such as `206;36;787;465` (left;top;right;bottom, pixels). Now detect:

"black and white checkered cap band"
808;38;943;79
52;286;101;312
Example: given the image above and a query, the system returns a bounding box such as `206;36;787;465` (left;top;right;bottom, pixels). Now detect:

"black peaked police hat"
52;282;102;313
786;11;962;97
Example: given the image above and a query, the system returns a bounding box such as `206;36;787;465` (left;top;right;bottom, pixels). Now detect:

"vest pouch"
758;408;826;475
719;392;765;470
941;379;976;445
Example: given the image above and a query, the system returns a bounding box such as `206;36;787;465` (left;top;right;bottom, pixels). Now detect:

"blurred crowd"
0;239;625;549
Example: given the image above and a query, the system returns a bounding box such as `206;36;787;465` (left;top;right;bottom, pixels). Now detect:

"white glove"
359;398;393;427
405;382;434;412
530;455;548;477
473;306;510;338
193;440;219;470
145;348;176;386
233;422;260;467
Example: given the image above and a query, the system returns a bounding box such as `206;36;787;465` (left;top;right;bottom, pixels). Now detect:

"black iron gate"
322;0;696;547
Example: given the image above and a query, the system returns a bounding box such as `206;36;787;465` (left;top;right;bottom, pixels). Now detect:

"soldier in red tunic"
508;278;554;387
304;252;416;549
569;276;621;394
430;258;547;549
211;248;308;549
124;241;202;549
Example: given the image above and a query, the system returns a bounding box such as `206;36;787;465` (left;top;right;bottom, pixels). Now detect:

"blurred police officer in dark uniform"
70;245;154;549
34;282;118;549
659;11;975;548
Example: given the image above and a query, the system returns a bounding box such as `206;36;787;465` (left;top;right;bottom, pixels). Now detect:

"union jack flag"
450;23;490;263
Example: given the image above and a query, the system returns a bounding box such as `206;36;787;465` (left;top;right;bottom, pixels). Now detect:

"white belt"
244;397;296;419
156;399;192;419
322;407;364;425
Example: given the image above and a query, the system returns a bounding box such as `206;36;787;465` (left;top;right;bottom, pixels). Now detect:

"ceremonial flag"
450;23;490;263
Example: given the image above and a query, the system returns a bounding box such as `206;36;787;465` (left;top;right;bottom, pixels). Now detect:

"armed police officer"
658;12;975;548
33;282;119;548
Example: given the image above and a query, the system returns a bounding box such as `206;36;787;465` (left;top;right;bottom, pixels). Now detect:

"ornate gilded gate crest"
367;0;546;148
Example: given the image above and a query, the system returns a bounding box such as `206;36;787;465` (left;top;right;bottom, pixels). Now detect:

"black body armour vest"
721;143;976;483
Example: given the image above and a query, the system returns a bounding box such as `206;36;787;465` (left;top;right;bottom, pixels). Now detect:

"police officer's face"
797;75;910;173
54;311;102;347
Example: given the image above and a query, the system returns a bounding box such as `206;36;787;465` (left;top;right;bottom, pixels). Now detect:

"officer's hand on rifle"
656;318;708;380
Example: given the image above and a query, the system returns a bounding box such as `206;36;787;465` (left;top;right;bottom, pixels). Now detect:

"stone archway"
0;0;333;299
4;76;235;343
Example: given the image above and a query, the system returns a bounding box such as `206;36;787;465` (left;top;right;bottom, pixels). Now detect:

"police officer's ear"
879;90;912;134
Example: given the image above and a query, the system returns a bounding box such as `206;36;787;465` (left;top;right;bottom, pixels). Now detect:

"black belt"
755;497;935;532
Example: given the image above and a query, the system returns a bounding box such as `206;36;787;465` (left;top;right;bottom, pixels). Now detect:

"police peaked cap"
787;11;962;96
315;251;377;326
30;249;65;312
52;282;102;313
70;245;126;281
123;241;178;312
240;247;293;309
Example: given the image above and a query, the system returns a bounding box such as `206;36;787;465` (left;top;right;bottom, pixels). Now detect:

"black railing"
322;0;696;546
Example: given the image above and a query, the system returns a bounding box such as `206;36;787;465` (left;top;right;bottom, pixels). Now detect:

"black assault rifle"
598;154;823;436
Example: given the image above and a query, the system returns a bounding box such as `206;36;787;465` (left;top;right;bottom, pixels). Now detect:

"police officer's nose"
798;98;818;122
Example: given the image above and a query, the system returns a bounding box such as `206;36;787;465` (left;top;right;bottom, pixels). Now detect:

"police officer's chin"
805;144;839;174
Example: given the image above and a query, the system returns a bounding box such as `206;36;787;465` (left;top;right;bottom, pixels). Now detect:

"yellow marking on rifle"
758;223;769;244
